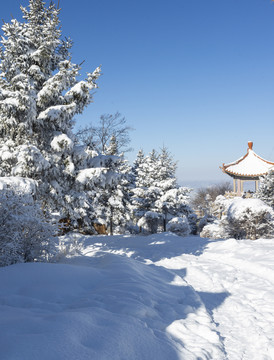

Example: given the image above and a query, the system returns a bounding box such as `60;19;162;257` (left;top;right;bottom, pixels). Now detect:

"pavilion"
220;141;274;195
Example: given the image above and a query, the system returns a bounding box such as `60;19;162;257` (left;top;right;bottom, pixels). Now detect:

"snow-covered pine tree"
256;170;274;209
154;147;194;231
153;146;178;230
129;148;144;231
107;135;119;156
105;136;135;233
0;0;101;230
131;147;194;234
131;149;162;232
131;149;145;181
77;135;133;235
107;158;133;235
156;146;177;189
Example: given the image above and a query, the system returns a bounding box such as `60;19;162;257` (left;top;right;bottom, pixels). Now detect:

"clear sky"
2;0;274;186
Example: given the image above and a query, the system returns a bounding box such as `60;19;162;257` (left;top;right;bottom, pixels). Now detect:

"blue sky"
2;0;274;185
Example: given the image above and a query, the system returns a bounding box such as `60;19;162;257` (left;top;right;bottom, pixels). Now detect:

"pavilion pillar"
237;179;241;196
255;180;259;192
233;179;236;193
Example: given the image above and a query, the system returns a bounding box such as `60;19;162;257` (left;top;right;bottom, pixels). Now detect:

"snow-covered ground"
1;233;274;360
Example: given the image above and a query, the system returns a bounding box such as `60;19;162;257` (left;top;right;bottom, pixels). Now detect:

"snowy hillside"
1;233;274;360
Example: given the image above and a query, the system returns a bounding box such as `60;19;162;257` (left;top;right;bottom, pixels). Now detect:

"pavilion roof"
221;142;274;178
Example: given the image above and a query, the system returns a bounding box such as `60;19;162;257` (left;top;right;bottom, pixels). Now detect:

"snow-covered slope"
0;233;274;359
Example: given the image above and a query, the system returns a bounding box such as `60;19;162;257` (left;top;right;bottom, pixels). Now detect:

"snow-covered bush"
166;216;191;237
56;234;84;260
200;198;274;240
197;214;216;233
211;195;235;218
198;195;238;236
200;220;228;239
226;198;274;240
188;213;198;235
137;211;161;234
0;188;56;267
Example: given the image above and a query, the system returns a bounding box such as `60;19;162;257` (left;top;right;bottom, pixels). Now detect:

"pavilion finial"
248;141;253;150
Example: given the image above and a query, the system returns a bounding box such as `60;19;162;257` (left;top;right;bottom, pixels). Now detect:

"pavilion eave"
222;171;260;181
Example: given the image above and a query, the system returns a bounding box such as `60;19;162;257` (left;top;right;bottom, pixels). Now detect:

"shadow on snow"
79;232;224;263
61;233;230;359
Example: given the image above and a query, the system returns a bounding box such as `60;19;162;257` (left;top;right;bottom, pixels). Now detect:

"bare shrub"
192;182;232;211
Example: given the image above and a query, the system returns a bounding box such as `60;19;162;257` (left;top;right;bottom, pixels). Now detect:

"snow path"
1;233;274;359
157;238;274;360
81;234;274;359
78;234;227;359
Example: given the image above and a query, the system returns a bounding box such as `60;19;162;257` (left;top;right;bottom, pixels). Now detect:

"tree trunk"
109;206;113;235
163;211;167;232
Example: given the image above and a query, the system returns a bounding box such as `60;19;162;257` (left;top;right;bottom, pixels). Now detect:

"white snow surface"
1;233;274;359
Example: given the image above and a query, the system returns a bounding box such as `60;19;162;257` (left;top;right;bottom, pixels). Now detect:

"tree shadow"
79;232;224;263
65;249;230;359
197;291;230;315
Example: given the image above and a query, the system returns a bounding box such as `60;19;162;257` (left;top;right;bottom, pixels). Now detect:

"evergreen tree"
256;170;274;209
77;138;132;235
156;146;177;190
132;149;145;180
107;139;134;234
131;149;161;227
106;135;119;156
0;0;101;230
86;152;132;235
154;147;193;231
131;147;194;233
108;157;133;234
153;146;178;227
